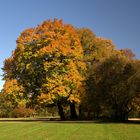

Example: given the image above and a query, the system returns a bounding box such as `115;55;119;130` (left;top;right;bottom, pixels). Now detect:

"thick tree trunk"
119;112;128;122
78;104;86;120
57;102;65;120
78;104;82;119
70;102;78;120
113;110;128;122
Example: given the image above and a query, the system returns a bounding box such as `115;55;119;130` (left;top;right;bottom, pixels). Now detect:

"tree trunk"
57;102;65;120
70;102;78;120
78;104;82;119
119;112;128;122
113;110;128;122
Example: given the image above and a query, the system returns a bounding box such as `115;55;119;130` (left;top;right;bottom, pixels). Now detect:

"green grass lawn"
0;120;140;140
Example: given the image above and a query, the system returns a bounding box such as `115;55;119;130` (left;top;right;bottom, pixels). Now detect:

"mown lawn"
0;120;140;140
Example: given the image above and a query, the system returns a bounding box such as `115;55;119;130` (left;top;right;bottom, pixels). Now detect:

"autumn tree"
3;19;85;120
2;79;27;107
93;54;140;121
0;79;29;117
120;49;136;60
77;32;139;120
77;28;116;63
0;94;14;117
127;60;140;117
77;28;118;119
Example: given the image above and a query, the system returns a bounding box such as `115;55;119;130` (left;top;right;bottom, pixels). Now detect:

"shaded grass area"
0;119;140;140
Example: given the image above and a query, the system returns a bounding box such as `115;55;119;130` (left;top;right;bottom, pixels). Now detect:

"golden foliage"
7;19;85;105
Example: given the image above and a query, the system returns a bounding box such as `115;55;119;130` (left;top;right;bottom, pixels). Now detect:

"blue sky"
0;0;140;90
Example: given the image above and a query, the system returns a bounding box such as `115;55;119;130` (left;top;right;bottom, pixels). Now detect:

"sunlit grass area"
0;120;140;140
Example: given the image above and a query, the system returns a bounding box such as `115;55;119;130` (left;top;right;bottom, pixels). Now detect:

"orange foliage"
5;19;85;106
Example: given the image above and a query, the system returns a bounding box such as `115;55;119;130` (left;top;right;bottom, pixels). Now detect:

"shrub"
11;107;34;118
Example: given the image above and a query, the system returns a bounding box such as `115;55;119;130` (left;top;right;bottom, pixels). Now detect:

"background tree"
2;79;26;107
120;49;136;60
127;60;140;117
93;54;140;121
0;79;33;117
77;28;118;119
0;94;14;117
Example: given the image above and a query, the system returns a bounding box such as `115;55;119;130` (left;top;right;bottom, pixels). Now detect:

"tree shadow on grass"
0;118;140;124
90;119;140;125
41;118;140;124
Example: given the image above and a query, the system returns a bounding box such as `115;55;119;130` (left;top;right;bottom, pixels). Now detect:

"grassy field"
0;120;140;140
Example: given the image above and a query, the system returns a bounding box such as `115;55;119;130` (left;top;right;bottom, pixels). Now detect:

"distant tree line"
1;19;140;121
